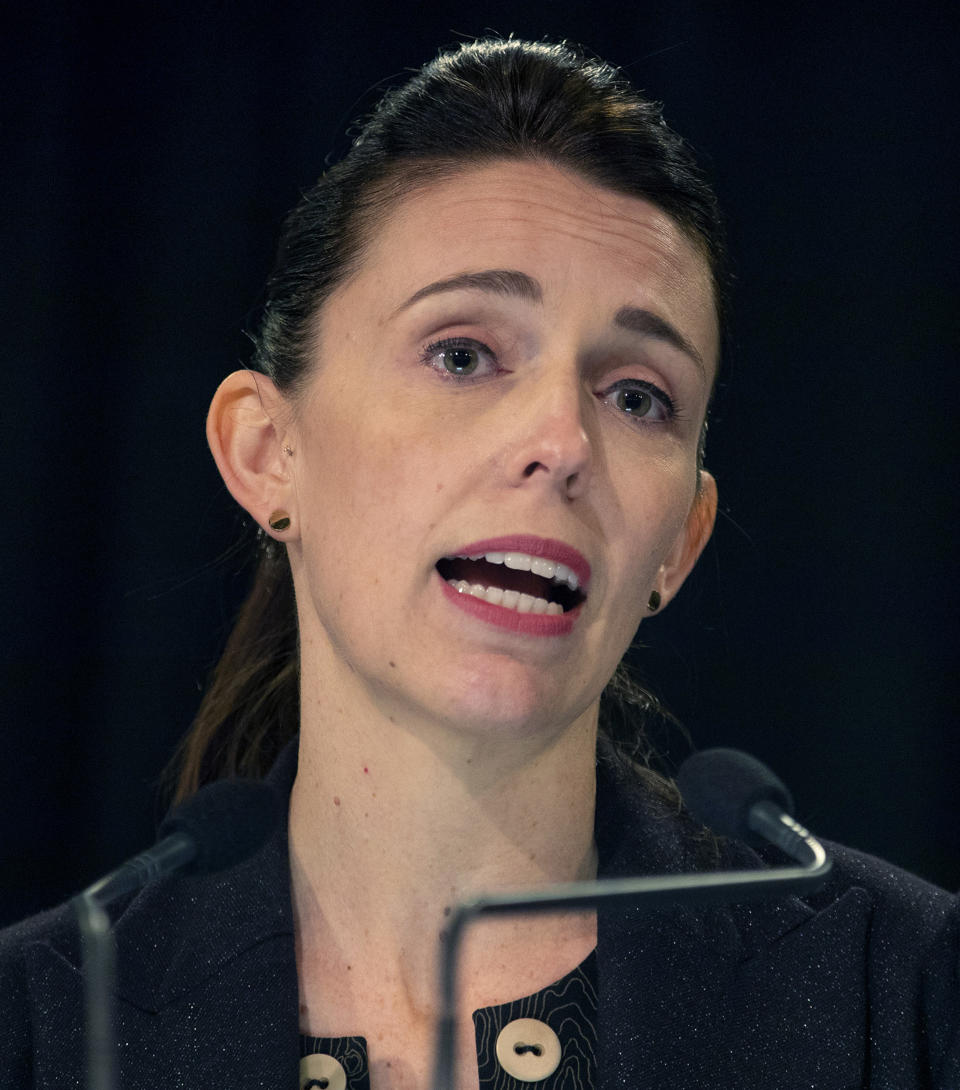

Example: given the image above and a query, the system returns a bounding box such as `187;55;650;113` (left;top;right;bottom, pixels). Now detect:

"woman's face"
283;159;717;743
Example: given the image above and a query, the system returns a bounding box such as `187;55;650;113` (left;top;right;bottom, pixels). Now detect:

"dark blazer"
2;742;957;1089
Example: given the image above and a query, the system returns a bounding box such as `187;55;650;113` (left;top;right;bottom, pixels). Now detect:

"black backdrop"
2;1;957;928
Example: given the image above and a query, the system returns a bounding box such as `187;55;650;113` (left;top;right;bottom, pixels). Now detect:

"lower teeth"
448;579;563;615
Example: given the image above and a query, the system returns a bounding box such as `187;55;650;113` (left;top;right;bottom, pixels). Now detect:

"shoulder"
0;901;80;1088
1;896;79;946
812;837;956;918
807;841;959;1083
0;847;297;1086
807;838;958;988
0;898;81;985
598;750;959;986
720;818;959;1083
599;761;960;1084
600;746;957;934
731;823;958;970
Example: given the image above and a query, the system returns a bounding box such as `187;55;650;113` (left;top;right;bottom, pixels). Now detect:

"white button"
299;1052;347;1090
495;1017;562;1082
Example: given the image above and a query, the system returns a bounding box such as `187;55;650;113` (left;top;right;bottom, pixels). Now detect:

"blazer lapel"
594;757;872;1090
24;745;301;1089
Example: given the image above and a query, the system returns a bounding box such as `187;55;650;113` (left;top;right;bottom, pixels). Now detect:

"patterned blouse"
299;951;596;1089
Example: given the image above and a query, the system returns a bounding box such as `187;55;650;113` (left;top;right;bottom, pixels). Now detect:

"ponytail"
170;543;299;803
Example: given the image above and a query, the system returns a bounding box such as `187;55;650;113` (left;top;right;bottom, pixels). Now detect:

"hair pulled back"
172;37;725;801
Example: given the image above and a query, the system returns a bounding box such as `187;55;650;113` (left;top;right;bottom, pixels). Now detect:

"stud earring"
647;590;662;612
268;510;291;532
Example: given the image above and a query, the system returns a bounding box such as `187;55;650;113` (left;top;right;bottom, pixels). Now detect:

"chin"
430;658;590;741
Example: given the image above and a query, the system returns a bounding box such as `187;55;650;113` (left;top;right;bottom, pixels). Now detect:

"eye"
600;379;675;424
421;337;498;379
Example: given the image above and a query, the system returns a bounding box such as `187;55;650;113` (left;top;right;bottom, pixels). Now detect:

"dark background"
2;1;957;928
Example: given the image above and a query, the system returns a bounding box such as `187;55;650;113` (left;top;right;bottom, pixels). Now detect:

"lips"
435;535;590;635
440;535;590;586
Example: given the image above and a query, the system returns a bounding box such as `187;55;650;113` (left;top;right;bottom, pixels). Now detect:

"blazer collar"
593;749;873;1089
57;741;842;1007
110;740;301;1011
594;748;819;955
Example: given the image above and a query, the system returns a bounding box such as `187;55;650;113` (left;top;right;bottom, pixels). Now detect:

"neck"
288;662;599;1021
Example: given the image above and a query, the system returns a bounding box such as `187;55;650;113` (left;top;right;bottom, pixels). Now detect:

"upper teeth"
455;551;580;591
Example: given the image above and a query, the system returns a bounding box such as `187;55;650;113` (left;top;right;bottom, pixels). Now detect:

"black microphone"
80;777;281;908
677;746;815;859
431;749;832;1090
73;779;281;1090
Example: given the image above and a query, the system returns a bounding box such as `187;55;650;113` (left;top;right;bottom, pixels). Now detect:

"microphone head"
159;778;281;875
677;748;794;844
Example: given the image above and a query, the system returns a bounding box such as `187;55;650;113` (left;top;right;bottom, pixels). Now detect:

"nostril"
523;461;544;477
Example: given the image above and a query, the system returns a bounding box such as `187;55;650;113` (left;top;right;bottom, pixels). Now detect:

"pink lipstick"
436;535;590;637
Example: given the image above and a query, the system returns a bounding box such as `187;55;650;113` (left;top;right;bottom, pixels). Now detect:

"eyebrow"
395;267;706;378
612;305;706;379
395;269;543;311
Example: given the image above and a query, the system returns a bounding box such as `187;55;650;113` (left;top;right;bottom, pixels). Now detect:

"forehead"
333;159;718;365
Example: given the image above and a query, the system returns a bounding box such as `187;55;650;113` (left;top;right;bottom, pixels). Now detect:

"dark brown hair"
171;37;725;802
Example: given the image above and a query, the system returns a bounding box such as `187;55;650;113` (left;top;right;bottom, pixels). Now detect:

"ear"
206;370;296;537
656;470;717;607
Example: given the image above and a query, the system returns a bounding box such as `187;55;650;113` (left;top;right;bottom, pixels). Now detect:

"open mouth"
436;550;586;615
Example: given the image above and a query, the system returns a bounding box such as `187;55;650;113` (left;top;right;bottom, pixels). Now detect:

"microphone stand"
68;779;278;1090
73;892;118;1090
430;805;830;1090
71;830;199;1090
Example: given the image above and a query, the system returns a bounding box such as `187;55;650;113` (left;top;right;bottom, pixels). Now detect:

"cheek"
612;459;698;578
297;400;448;539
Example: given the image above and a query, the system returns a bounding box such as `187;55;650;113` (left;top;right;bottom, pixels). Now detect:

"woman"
2;38;956;1090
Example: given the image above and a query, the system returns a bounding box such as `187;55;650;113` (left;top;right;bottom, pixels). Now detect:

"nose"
505;372;593;500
